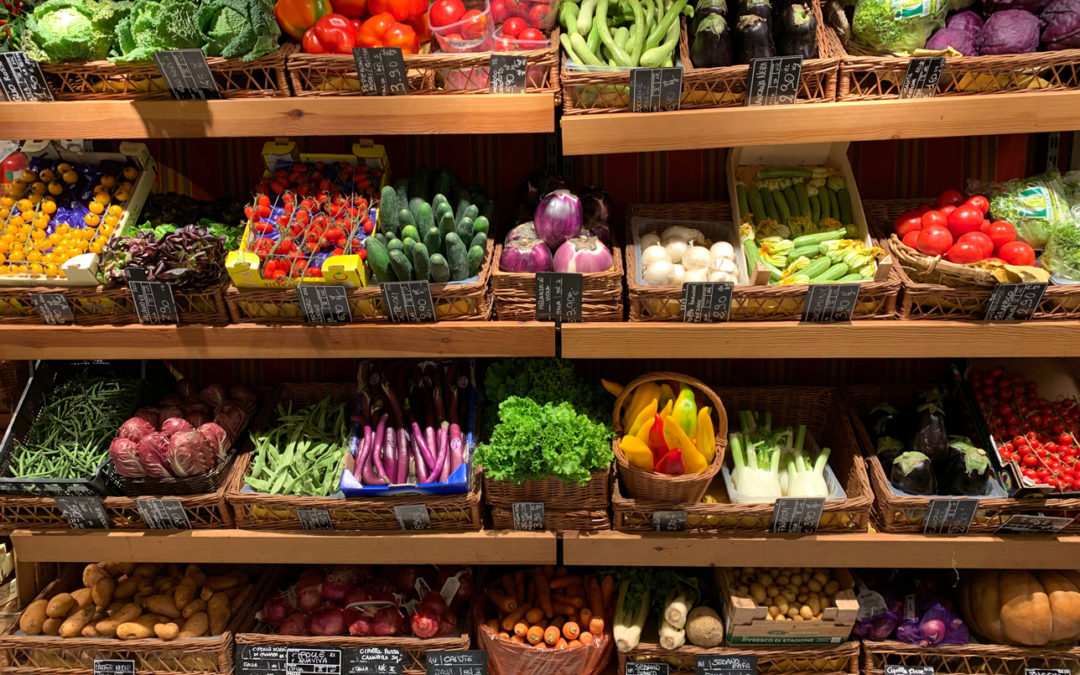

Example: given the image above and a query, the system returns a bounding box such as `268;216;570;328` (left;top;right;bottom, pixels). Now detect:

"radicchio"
214;401;248;441
186;410;212;428
118;417;156;443
176;378;196;400
160;393;183;408
109;438;144;477
136;432;172;477
200;383;228;408
166;430;212;477
229;384;258;416
160;405;183;421
132;407;160;427
161;417;194;437
198;423;230;464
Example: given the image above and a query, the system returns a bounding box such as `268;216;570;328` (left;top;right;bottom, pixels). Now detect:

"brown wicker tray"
863;199;1080;320
861;639;1080;675
286;31;559;96
489;505;611;531
612;386;872;533
482;467;612;509
0;564;266;675
39;46;292;100
491;244;624;321
621;640;860;675
225;240;494;324
0;282;229;326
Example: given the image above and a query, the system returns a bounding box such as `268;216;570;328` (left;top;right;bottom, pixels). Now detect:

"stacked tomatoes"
893;189;1036;267
972;367;1080;493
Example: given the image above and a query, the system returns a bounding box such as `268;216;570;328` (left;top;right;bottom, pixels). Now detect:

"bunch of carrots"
483;567;613;649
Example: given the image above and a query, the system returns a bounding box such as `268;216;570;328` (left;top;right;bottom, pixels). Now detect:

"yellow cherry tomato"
28;263;43;275
8;216;23;228
62;170;78;184
30;181;46;195
122;166;138;180
16;199;32;212
57;163;71;173
103;214;118;227
89;241;103;254
40;200;56;214
0;207;8;219
0;196;11;208
113;190;130;202
42;252;55;263
81;227;95;239
19;170;35;182
88;201;104;215
30;230;44;242
33;216;49;229
84;213;100;227
44;264;59;277
26;250;41;262
98;223;114;236
0;253;5;264
99;176;117;188
106;204;122;216
0;243;8;255
93;192;110;205
47;182;64;196
27;193;41;205
8;250;24;262
38;169;54;182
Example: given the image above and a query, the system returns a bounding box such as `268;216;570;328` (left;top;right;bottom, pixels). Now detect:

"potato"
46;594;75;618
93;577;116;608
154;577;177;594
208;593;231;635
60;605;96;638
154;622;180;641
41;617;62;635
96;603;142;636
205;575;241;591
181;598;206;619
117;563;136;576
71;588;93;609
173;576;199;611
200;587;215;602
166;564;185;579
81;624;100;637
132;563;162;578
83;564;109;589
180;612;209;638
102;563;123;578
116;619;155;640
19;599;48;635
114;577;139;600
143;594;181;619
106;600;125;615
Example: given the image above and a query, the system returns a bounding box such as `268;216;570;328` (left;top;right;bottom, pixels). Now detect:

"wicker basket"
490;505;611;531
225;240;494;324
491;244;624;321
620;640;860;675
286;31;559;96
613;386;871;533
0;282;229;325
39;46;292;100
861;639;1080;675
227;382;482;531
483;468;611;509
613;372;727;504
863;199;1080;320
0;564;266;675
473;601;613;675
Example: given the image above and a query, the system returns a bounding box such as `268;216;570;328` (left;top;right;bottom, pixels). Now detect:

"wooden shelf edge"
561;530;1080;568
0;321;556;359
10;529;559;565
0;94;556;139
561;90;1080;154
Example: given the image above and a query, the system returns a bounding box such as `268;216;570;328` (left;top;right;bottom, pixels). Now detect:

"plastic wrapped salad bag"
985;170;1071;248
852;0;948;53
1042;221;1080;282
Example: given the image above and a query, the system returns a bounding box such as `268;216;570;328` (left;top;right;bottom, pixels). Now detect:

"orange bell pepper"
368;0;426;22
356;12;419;53
275;0;332;41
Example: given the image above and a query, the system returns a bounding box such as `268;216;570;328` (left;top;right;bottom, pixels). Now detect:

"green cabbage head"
23;0;121;63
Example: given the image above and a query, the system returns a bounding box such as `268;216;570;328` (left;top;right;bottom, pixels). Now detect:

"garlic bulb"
641;244;670;268
642;259;674;285
663;239;688;264
639;233;661;249
710;241;736;261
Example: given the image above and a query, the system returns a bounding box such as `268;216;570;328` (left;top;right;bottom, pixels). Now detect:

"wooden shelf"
560;321;1080;359
10;529;558;565
0;95;555;139
561;90;1080;155
0;321;555;359
561;531;1080;568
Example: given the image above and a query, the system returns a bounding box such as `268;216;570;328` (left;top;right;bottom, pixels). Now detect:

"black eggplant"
736;14;776;62
875;436;906;472
693;0;729;32
911;389;949;467
737;0;773;20
943;436;992;496
692;14;734;67
890;451;938;495
867;402;902;442
778;3;819;58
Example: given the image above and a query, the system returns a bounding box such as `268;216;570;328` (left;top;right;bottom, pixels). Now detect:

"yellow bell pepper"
662;414;708;474
625;382;660;426
635;417;654;444
619;435;655;470
695;407;716;463
601;379;623;397
628;399;658;437
658;383;676;411
672;385;698;438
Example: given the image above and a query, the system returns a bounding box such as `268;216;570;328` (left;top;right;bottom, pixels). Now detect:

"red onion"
262;591;293;626
553;235;614;273
373;606;404;636
279;612;310;636
310;605;346;635
322;566;359;603
499;237;553;273
534;189;583;248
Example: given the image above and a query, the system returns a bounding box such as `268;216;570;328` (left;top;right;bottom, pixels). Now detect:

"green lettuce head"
23;0;121;63
852;0;947;53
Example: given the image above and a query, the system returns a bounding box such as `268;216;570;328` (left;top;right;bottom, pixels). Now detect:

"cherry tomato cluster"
429;0;490;39
495;16;546;48
972;367;1080;493
893;189;1036;267
251;160;380;201
492;0;553;30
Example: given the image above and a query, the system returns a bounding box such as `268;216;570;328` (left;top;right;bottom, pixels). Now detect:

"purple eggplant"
412;421;437;469
449;422;463;475
396;428;409;484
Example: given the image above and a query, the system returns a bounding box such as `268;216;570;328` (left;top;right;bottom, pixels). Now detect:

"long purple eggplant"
359;425;382;486
380;363;405;428
428;422;449;485
384;430;398;485
411;421;436;469
449;422;463;476
396;428;409;484
412;434;431;484
371;415;391;485
431;366;445;423
445;362;460;427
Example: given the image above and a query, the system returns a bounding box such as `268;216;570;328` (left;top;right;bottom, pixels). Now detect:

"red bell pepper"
356;12;419;53
648;414;669;465
274;0;332;41
367;0;426;22
302;13;358;54
329;0;367;18
654;449;685;475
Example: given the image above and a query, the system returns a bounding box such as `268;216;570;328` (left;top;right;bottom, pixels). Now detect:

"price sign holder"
489;54;527;93
297;285;353;323
136;499;191;530
535;272;582;324
771;497;825;533
696;654;757;675
1024;669;1070;675
344;647;403;674
681;282;733;322
0;51;54;101
922;498;977;534
746;56;802;106
238;645;403;675
884;667;935;675
802;283;860;323
984;282;1047;321
353;47;409;96
153;49;221;100
394;504;431;530
31;292;74;325
126;268;179;325
995;514;1074;535
511;502;545;531
652;510;688;532
94;660;135;675
426;651;487;675
298;509;335;530
381;280;436;323
899;56;945;99
626;663;670;675
629;67;682;112
55;495;109;529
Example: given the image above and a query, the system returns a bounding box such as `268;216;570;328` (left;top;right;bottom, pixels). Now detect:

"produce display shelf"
561;90;1080;155
9;529;559;565
0;322;556;359
0;94;557;139
560;531;1080;569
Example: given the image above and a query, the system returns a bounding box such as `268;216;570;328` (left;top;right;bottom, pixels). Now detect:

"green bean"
245;396;347;498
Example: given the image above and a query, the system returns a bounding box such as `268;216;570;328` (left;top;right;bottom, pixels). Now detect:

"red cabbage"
136;432;172;477
977;9;1040;53
985;0;1051;11
553;235;615;273
1041;0;1080;49
118;417;156;443
534;189;583;248
926;27;978;53
499;237;553;273
161;417;194;437
109;438;144;477
947;10;985;34
166;430;213;476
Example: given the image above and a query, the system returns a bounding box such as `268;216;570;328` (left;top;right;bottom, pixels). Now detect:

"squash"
961;570;1080;646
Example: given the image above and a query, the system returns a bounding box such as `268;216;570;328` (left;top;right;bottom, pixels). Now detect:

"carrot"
588;617;604;636
550;615;566;630
510;635;526;644
565;585;582;598
501;574;517;600
579;607;593;626
535;569;553;618
550;575;580;589
555;568;568;578
562;621;580;640
555;637;569;649
485;619;500;631
544;625;560;645
578;630;595;645
502;603;531;631
525;607;543;624
513;622;528;637
588;578;604;620
553;602;577;616
568;639;582;648
526;580;536;607
497;631;510;640
544;565;555;578
489;589;517;614
514;571;526;601
526;625;545;645
553;593;584;608
601;575;615;619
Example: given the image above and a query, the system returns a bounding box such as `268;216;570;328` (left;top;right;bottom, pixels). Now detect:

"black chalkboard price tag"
136;498;191;530
899;56;945;99
55;495;109;529
681;281;733;322
353;47;409;96
0;51;54;102
746;56;802;106
94;660;135;675
1025;669;1070;675
996;514;1074;535
627;663;670;675
380;280;435;323
344;646;403;675
394;504;431;530
535;272;582;323
511;502;545;531
298;285;353;323
771;497;825;533
922;498;977;534
489;54;527;93
652;510;688;532
885;667;935;675
153;49;221;100
802;283;860;322
426;651;487;675
298;508;335;530
629;67;682;112
984;282;1047;321
31;292;74;325
696;655;757;675
126;268;179;325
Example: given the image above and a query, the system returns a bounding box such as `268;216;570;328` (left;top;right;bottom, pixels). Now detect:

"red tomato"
940;205;957;216
527;3;551;27
998;241;1036;267
958;231;993;258
494;34;515;49
921;210;947;229
502;16;526;36
893;210;923;236
490;0;508;21
986;221;1016;251
518;26;544;40
980;219;991;232
936;189;965;209
917;204;934;214
458;9;486;38
902;230;920;249
944;241;984;264
946;205;984;237
966;195;990;214
916;225;953;256
429;0;465;27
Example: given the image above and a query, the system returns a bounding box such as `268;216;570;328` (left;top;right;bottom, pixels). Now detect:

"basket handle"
612;371;728;440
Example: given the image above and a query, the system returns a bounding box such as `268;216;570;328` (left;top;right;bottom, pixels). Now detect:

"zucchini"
760;187;780;223
389;249;414;281
811;261;849;282
782;187;800;221
836;272;865;282
757;167;813;179
791;229;844;248
429;253;451;283
809;193;821;224
794;183;811;220
736;183;750;219
818;187;832;222
836;188;853;226
365;237;393;283
791;244;822;259
412;242;430;282
801;256;832;279
827;189;840;224
444;232;469;281
746;187;766;225
773;188;792;225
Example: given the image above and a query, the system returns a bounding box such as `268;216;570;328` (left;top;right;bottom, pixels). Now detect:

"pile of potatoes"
731;567;849;622
19;563;254;641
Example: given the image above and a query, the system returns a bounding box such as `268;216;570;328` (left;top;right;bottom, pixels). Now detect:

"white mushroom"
642;259;674;286
682;244;712;272
710;241;736;261
641;244;670;268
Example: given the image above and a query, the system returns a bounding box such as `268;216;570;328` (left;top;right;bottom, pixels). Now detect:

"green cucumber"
409;197;426;223
433;172;451;200
429;253;450;283
432;193;449;213
454;193;472;221
480;201;496;223
444;232;469;281
458;204;479;226
388;249;413;281
412;242;430;282
401;224;420;243
397;208;415;231
365;236;393;283
423;226;442;255
394;179;408;210
439;211;456;237
472;215;489;236
455;216;474;243
467;245;484;277
403;237;416;258
387;238;403;252
470;232;487;250
417;203;434;231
